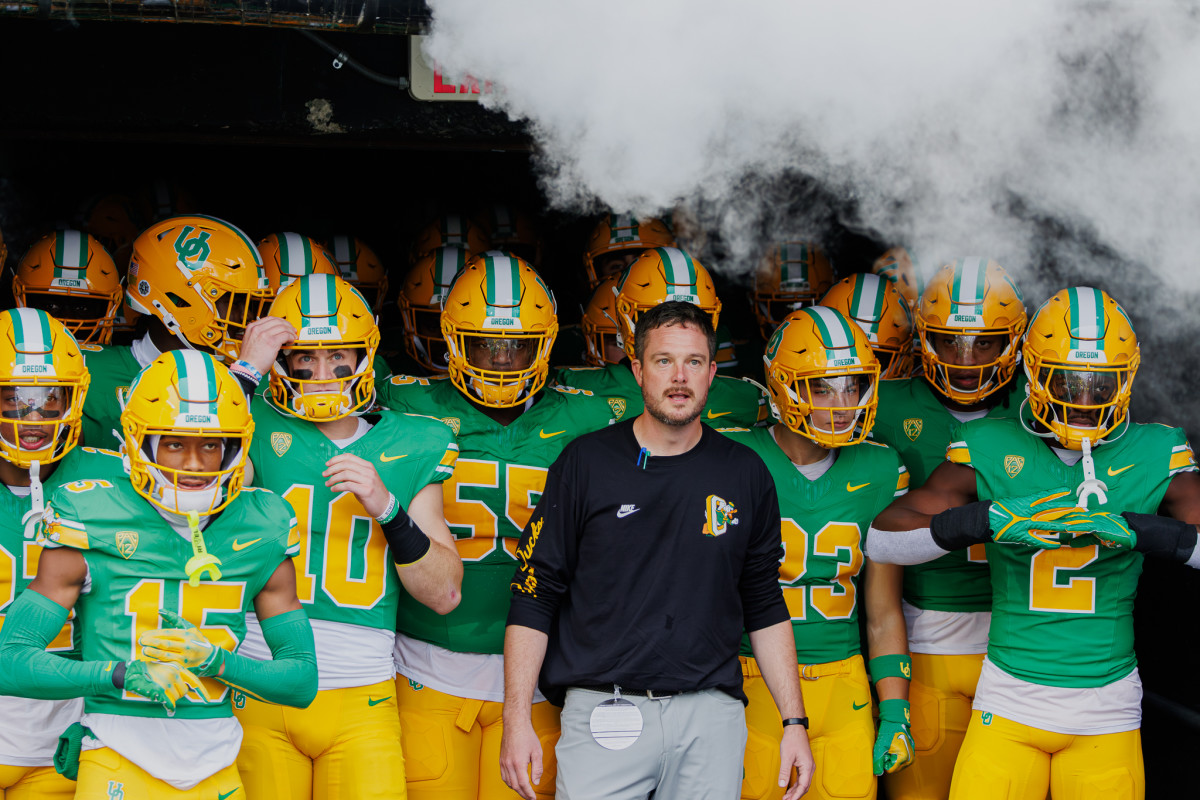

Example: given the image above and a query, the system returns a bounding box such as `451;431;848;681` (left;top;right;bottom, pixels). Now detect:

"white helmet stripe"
660;248;695;289
955;257;986;306
808;305;854;349
58;230;87;268
1071;286;1102;341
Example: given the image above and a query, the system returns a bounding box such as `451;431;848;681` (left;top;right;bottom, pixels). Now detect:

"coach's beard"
644;386;708;428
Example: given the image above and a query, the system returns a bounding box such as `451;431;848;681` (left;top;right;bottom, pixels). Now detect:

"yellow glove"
122;660;204;712
138;609;225;677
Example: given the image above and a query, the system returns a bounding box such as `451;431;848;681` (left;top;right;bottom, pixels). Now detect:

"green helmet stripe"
171;350;219;419
657;247;698;291
55;230;88;272
779;242;811;285
279;232;316;276
950;257;987;311
851;274;886;335
610;213;638;243
484;255;522;320
806;306;857;361
1068;286;1105;350
11;308;54;368
299;273;339;328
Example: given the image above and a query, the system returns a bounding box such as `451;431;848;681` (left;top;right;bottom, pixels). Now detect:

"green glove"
122;660;204;712
1083;510;1137;550
988;489;1087;548
138;609;225;677
873;699;914;775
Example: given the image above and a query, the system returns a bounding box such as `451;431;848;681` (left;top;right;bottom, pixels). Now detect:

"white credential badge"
589;686;643;751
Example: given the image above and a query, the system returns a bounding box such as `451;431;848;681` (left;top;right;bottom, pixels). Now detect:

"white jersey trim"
0;695;82;766
903;600;990;654
81;713;241;790
393;634;547;704
241;614;394;690
973;657;1141;734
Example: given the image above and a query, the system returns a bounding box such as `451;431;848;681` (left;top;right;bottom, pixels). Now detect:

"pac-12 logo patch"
702;495;738;537
607;397;627;420
115;531;138;559
440;417;462;435
1004;455;1024;478
271;432;292;457
903;418;923;441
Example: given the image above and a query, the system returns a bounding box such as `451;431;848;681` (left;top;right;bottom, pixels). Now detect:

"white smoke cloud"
424;0;1200;426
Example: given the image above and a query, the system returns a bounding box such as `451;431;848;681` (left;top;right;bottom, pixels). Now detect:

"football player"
0;349;317;797
721;307;913;800
581;213;676;289
750;240;835;342
867;257;1028;800
474;204;543;268
410;214;491;269
395;245;470;376
0;308;132;798
79;214;271;450
818;273;914;380
871;248;924;314
556;246;768;427
377;252;617;800
326;235;393;315
258;233;341;296
867;287;1200;798
230;273;462;799
13;230;124;346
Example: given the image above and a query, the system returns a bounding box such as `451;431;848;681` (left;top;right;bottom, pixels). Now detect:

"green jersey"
0;446;126;655
41;479;298;719
949;417;1197;687
248;399;458;632
554;362;768;429
78;343;141;451
722;427;908;663
872;376;1025;612
378;376;617;654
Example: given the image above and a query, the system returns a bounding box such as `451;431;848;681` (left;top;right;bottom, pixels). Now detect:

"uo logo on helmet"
702;494;738;537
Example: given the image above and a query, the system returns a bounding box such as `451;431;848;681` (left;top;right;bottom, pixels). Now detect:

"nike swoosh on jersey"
368;696;393;706
846;482;871;492
539;430;566;439
231;538;262;552
706;409;732;419
1107;464;1135;476
380;453;408;462
852;701;869;710
218;790;239;800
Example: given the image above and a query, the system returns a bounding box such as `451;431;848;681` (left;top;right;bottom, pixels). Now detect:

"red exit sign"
410;35;493;102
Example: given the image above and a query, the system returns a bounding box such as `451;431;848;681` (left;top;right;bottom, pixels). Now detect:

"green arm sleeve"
0;590;119;700
219;609;317;708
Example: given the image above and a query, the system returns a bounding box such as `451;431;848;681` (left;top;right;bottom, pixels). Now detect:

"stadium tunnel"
1;8;1198;796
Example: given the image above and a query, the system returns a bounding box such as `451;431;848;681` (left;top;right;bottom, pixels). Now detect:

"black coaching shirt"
507;418;789;705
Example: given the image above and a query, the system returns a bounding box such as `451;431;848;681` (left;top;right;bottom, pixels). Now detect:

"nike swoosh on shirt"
846;482;871;492
1107;464;1135;476
852;701;869;711
368;696;393;707
380;453;408;462
539;430;566;439
218;790;239;800
706;410;732;419
231;538;262;552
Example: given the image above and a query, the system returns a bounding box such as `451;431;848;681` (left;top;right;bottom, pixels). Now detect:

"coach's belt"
576;684;688;699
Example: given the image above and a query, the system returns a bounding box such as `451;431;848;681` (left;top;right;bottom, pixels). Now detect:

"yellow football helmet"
121;350;251;516
258;233;340;296
476;204;543;267
327;234;389;312
583;213;676;289
916;258;1027;405
819;273;914;380
397;245;467;373
126;214;270;361
442;253;558;408
764;306;880;447
0;308;90;468
14;230;123;345
268;274;380;421
614;246;722;360
1023;287;1139;450
79;193;142;271
581;275;623;366
411;214;491;264
752;240;835;340
872;247;924;311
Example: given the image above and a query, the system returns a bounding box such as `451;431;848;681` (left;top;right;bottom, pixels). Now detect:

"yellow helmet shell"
258;233;340;296
614;246;721;360
583;214;676;289
752;240;835;340
15;230;123;345
398;245;469;373
819;273;913;380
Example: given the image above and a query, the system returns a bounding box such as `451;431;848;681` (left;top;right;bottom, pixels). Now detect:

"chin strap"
184;510;223;587
1076;437;1109;508
21;461;44;541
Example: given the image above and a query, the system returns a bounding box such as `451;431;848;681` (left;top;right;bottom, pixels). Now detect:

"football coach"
499;301;814;800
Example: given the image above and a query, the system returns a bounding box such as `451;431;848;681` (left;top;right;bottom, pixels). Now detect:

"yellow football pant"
741;655;875;800
75;747;241;799
0;764;75;800
884;651;983;800
233;680;406;800
396;676;560;800
949;710;1144;800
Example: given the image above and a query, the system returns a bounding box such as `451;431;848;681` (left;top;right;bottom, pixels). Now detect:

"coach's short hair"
633;301;717;362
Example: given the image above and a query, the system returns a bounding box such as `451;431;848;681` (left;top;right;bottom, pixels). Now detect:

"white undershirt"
974;657;1142;734
768;425;836;481
947;407;989;424
129;331;163;370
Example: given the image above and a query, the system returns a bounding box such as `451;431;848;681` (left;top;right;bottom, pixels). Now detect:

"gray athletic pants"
556;686;748;800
